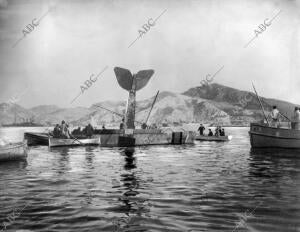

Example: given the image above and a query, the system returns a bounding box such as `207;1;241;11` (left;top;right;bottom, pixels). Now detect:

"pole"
145;90;160;125
93;104;144;125
252;83;270;126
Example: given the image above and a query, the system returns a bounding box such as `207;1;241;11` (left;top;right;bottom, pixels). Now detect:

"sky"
0;0;299;108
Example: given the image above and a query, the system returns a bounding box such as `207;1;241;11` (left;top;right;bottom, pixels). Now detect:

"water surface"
0;127;299;231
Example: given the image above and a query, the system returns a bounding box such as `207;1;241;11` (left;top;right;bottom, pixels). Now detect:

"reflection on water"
0;127;299;232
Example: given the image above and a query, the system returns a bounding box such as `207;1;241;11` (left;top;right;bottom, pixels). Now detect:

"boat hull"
96;129;194;147
25;129;195;147
0;142;28;162
249;123;300;148
49;137;101;147
24;132;49;146
195;135;232;141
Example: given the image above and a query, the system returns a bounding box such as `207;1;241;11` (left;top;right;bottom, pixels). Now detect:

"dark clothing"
215;130;219;136
198;125;205;135
85;124;94;138
120;122;124;130
72;127;81;135
208;131;213;136
141;123;147;129
53;126;61;138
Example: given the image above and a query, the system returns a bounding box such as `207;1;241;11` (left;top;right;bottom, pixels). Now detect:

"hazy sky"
0;0;299;108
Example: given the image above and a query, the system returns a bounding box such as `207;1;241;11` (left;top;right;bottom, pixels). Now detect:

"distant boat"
2;113;43;127
48;137;101;147
0;141;28;162
249;123;300;149
195;135;232;141
2;122;44;127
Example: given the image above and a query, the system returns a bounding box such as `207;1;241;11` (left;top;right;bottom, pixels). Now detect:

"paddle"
69;133;83;145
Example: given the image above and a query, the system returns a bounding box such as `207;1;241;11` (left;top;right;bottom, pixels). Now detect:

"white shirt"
271;109;279;120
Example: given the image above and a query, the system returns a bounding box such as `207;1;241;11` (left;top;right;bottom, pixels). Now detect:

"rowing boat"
48;137;101;147
24;132;49;146
0;142;28;162
195;135;232;141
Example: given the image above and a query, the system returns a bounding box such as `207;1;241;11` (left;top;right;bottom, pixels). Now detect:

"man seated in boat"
72;127;81;135
208;129;213;136
220;128;225;136
85;123;94;138
53;124;61;138
198;124;205;135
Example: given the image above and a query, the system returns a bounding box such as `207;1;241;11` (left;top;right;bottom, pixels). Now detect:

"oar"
63;123;83;145
252;83;270;126
69;133;83;145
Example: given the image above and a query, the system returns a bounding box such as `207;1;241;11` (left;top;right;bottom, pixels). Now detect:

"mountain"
30;105;61;115
183;83;297;124
0;83;297;127
35;107;93;126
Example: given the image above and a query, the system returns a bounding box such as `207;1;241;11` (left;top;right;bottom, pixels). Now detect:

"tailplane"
114;67;154;91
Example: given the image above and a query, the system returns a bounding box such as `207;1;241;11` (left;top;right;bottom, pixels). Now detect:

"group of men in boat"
52;120;95;139
198;124;226;137
270;105;300;129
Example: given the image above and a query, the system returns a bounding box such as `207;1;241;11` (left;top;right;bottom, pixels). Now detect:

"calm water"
0;127;299;232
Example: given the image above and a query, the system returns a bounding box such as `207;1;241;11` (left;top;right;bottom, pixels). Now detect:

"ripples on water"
0;127;299;231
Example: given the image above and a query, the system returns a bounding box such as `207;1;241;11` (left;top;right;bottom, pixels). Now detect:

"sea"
0;127;299;232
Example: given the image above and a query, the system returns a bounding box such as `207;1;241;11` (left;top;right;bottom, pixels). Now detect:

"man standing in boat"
270;106;280;127
292;107;300;130
120;118;125;130
198;124;205;135
60;120;70;139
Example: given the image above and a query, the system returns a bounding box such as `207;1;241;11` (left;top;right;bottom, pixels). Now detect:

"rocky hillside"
0;83;297;127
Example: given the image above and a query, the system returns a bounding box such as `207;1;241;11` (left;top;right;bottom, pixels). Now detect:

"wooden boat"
195;135;232;141
48;137;101;147
95;129;194;147
249;123;300;148
0;142;28;162
24;132;49;146
24;129;194;147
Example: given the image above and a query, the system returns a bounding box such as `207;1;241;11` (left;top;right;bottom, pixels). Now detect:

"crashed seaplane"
94;67;195;147
24;67;195;147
